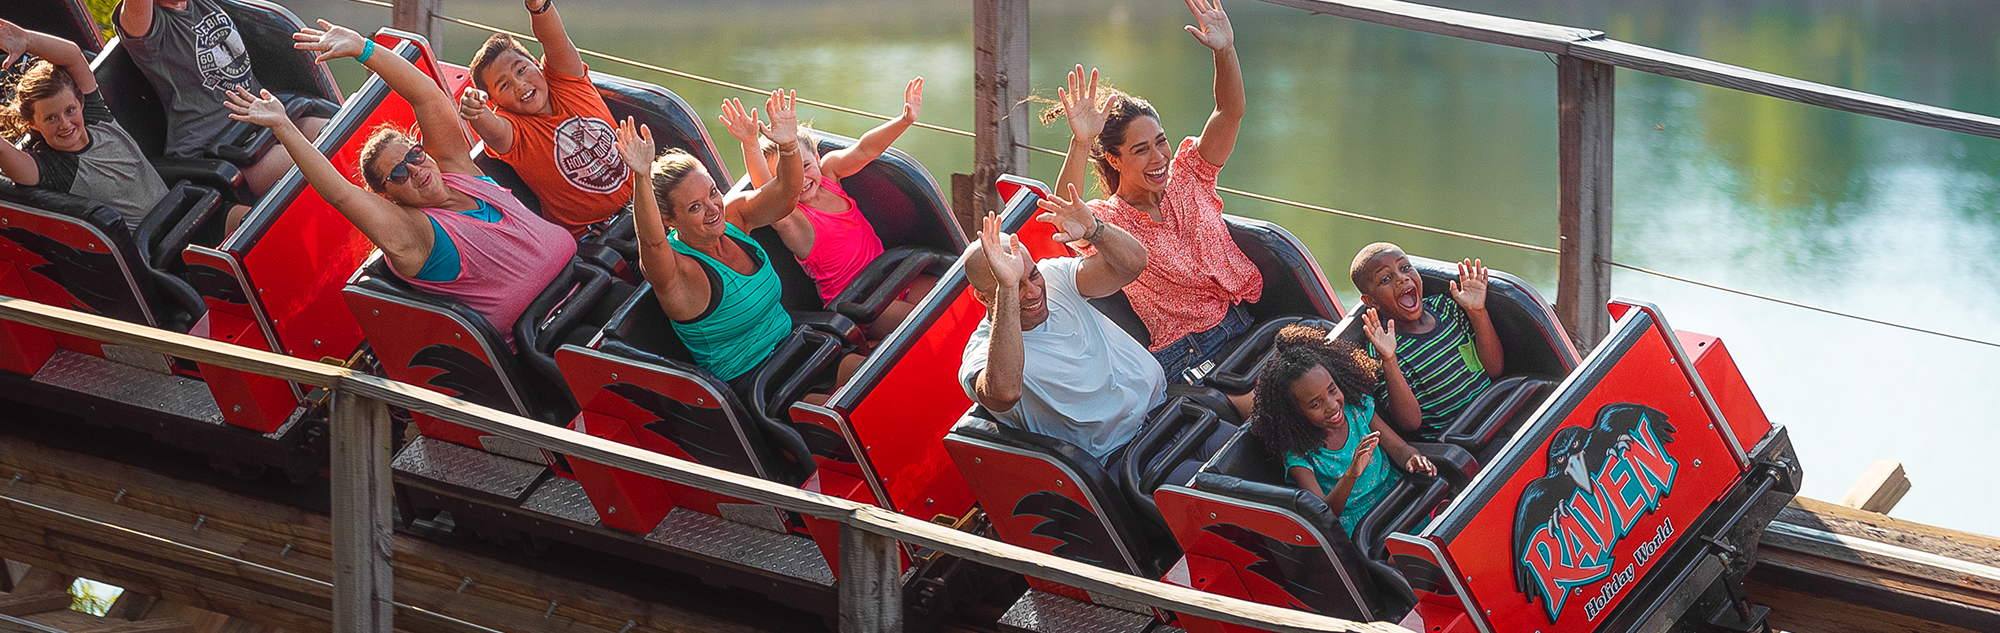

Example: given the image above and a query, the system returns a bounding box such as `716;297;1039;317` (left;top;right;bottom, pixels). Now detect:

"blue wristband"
357;39;376;63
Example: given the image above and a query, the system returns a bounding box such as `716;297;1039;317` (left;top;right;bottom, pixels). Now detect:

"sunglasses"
384;144;427;185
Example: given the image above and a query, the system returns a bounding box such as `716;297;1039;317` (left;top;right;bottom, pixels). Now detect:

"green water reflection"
289;0;2000;534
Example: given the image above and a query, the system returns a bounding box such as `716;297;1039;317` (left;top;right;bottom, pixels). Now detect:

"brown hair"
649;149;705;216
1348;242;1405;291
468;33;536;92
0;60;83;140
1039;85;1159;195
357;123;418;192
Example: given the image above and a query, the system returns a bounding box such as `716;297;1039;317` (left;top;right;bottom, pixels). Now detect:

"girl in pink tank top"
396;173;577;349
719;79;937;340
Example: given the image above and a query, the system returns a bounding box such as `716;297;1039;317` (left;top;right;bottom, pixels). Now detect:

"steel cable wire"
336;0;2000;349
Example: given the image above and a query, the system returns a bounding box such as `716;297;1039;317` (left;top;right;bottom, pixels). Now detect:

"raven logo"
1012;491;1119;568
1202;523;1349;615
408;344;511;411
1511;403;1678;623
0;226;138;322
607;382;756;476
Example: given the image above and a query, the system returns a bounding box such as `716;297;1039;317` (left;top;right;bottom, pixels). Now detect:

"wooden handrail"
1258;0;2000;139
0;295;1408;632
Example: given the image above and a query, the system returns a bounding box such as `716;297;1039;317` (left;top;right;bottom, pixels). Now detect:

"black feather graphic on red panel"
408;343;511;412
607;382;757;476
0;226;140;322
1202;523;1349;615
185;261;247;305
792;421;855;463
1011;491;1121;569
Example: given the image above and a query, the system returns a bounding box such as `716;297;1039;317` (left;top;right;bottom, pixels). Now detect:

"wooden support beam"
390;0;443;55
0;592;72;617
328;392;391;633
1839;460;1911;514
972;0;1030;220
838;525;900;633
1555;55;1614;348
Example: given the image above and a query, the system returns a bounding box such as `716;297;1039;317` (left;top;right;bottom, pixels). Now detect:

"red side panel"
0;264;55;374
198;310;297;431
1443;320;1742;632
345;288;519;446
1163;555;1263;633
841;289;986;520
556;347;758;518
566;411;675;534
802;469;880;580
945;434;1134;603
1679;332;1774;448
1156;487;1365;617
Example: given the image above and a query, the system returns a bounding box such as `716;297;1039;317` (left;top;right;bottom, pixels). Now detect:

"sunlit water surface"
291;0;2000;534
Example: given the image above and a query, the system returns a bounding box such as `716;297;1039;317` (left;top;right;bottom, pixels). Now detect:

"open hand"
1347;431;1381;476
1057;65;1105;141
979;212;1028;289
761;89;799;148
223;86;290;129
293;20;367;63
615;117;654;173
1035;183;1101;243
0;20;27;71
901;77;924;122
458;88;491;121
718;97;762;144
1184;0;1235;52
1405;453;1436;477
1361;310;1397;361
1450;258;1490;312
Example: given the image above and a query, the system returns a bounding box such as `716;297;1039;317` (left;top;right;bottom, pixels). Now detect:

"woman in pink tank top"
226;22;575;349
719;79;937;341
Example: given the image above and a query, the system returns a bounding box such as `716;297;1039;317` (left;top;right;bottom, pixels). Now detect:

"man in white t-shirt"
958;185;1160;462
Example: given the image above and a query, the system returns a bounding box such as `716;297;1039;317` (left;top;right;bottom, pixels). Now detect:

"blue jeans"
1152;305;1253;385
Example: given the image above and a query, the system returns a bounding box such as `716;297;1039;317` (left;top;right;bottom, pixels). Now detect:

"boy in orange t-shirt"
457;0;632;236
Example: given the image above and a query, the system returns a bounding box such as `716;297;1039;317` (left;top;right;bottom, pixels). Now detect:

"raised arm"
296;22;479;176
727;90;803;230
0;21;95;93
818;77;922;179
1185;0;1243;167
718;97;771;187
1362;310;1424;433
526;0;584;79
0;141;36;186
116;0;157;38
1037;184;1145;298
1052;66;1104;198
971;213;1027;412
618;119;707;321
458;88;515;154
225;88;425;260
1452;259;1505;376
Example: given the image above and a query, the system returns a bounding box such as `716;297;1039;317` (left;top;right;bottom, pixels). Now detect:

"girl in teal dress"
1248;325;1436;535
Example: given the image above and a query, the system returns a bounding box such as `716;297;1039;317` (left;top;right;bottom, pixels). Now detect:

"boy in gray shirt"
0;20;167;231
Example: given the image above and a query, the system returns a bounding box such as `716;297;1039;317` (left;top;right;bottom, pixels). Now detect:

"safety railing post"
392;0;444;54
972;0;1030;219
331;390;395;633
838;524;902;632
1556;54;1615;349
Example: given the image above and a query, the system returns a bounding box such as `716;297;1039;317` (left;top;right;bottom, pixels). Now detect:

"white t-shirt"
960;257;1166;460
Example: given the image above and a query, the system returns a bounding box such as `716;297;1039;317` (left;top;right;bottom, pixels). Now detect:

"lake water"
290;0;2000;535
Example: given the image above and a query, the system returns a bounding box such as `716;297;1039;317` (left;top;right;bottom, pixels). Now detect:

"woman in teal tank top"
614;91;865;388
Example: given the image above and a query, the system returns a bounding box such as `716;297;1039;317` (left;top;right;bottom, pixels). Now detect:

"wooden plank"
972;0;1030;219
327;392;391;633
838;525;899;633
391;0;444;57
1568;38;2000;140
0;298;343;389
0;592;72;617
1840;460;1911;514
843;507;1406;633
1554;55;1614;348
1253;0;1599;54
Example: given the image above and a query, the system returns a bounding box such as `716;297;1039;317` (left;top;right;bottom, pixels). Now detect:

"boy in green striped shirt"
1348;243;1505;441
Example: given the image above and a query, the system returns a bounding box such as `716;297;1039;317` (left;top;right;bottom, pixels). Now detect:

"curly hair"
1038;84;1159;196
1248;324;1383;460
0;60;82;140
